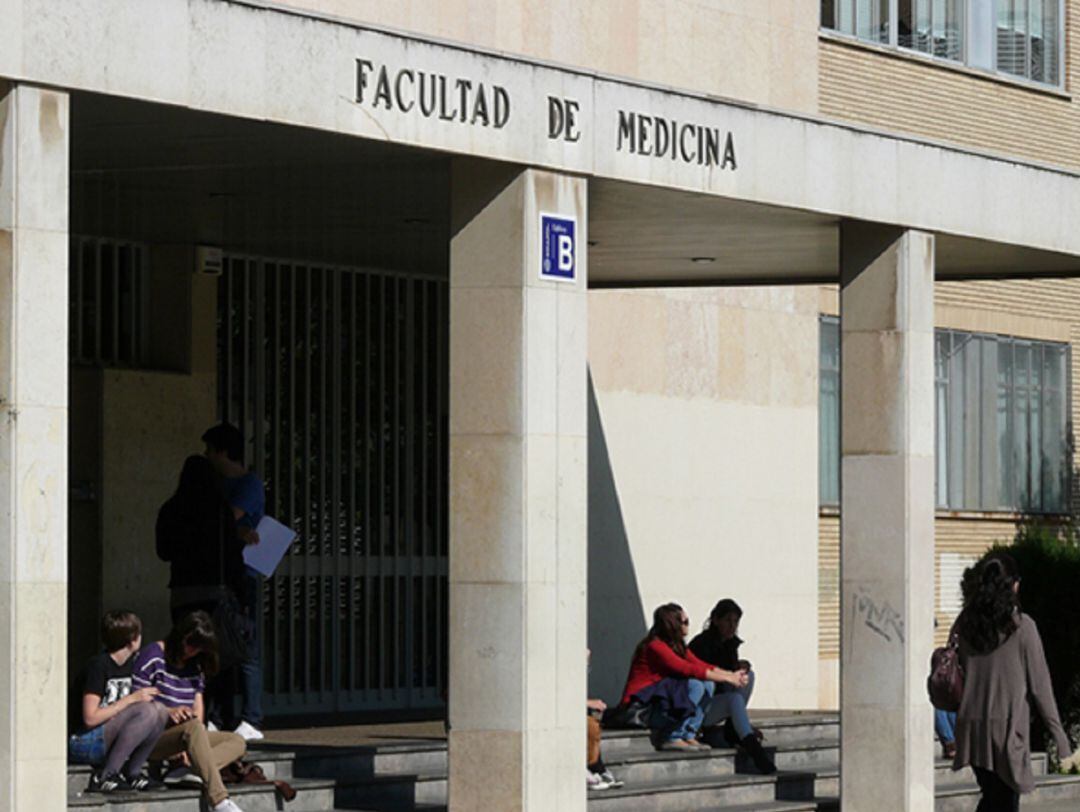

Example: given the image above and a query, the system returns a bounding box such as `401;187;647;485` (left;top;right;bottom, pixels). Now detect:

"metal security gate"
218;254;448;715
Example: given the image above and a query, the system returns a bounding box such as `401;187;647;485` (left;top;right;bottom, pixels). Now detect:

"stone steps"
66;712;1080;811
67;775;337;811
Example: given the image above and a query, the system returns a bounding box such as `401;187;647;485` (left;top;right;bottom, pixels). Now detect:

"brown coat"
954;612;1071;793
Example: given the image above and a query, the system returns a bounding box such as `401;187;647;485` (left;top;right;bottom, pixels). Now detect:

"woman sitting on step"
133;611;248;812
68;610;168;793
688;598;766;754
618;603;773;772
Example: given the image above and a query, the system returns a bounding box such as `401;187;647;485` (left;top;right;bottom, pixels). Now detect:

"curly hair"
633;603;688;659
958;551;1020;655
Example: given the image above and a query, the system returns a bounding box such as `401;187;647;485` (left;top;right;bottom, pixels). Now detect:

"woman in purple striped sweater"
133;611;248;812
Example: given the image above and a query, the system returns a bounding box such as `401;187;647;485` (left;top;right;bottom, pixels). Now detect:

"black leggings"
973;767;1019;812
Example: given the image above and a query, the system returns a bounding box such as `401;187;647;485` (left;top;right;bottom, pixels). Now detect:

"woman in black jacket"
689;598;764;752
155;455;246;730
156;455;245;619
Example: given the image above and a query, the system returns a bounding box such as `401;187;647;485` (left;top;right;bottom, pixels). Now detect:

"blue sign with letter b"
540;213;576;282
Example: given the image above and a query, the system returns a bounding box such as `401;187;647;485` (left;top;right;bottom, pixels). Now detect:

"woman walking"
953;552;1075;811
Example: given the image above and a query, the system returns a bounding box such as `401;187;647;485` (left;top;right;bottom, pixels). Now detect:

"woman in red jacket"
620;603;752;754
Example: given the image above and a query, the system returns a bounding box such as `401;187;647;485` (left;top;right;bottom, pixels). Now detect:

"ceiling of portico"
587;179;1080;286
72;92;1080;286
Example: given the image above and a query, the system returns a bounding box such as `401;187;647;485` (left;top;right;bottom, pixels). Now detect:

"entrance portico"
4;2;1080;811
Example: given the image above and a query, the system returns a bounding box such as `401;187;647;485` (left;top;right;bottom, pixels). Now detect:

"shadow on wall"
587;371;648;703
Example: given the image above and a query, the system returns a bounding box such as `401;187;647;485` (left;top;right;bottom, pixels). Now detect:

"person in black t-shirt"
68;610;168;793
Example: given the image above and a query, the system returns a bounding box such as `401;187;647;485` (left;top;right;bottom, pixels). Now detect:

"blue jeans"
668;679;715;742
68;727;106;765
239;568;264;727
935;709;956;744
703;669;754;739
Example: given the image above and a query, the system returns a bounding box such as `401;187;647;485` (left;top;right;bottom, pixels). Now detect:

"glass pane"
931;0;963;59
855;0;889;42
1015;343;1030;388
997;0;1031;79
946;333;969;508
961;335;982;510
997;341;1014;509
819;318;841;505
1043;342;1063;391
1032;0;1060;83
936;332;950;507
1041;382;1065;512
822;0;838;29
1029;385;1042;510
968;0;995;68
1014;345;1031;509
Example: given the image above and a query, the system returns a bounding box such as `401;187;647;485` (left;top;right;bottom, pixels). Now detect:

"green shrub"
985;521;1080;752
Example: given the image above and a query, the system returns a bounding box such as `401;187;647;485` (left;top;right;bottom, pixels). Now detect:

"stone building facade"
2;2;1080;810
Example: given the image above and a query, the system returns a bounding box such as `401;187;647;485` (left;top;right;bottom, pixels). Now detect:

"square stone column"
0;83;70;811
448;163;587;812
840;223;935;812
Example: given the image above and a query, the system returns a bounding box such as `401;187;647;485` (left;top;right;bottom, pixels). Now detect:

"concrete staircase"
66;713;1080;811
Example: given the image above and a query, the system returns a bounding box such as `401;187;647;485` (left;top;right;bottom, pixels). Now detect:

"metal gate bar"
218;254;448;715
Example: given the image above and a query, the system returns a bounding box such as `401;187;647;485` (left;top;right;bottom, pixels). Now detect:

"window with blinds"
819;323;1070;514
821;0;1063;88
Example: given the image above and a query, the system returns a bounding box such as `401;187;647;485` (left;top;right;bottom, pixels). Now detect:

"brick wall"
819;1;1080;169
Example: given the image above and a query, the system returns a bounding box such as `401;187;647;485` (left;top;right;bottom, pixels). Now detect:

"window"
819;322;1070;513
996;0;1061;83
69;236;147;367
898;0;965;61
821;0;1063;87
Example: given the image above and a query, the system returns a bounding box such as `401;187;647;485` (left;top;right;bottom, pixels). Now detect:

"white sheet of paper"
242;516;297;577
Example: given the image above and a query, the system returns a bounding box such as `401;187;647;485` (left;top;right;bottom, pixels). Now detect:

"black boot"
723;718;740;746
740;734;777;774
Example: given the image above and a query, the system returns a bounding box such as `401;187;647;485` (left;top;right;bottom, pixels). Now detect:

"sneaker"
586;771;613;791
233;720;264;741
162;766;204;787
207;720;220;732
86;771;129;793
125;772;165;792
211;799;246;812
599;770;624;789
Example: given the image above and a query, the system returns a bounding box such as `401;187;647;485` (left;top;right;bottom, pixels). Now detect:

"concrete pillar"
840;223;935;812
448;164;587;812
0;83;70;811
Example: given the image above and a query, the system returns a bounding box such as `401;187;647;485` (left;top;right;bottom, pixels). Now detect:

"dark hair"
165;611;220;677
201;423;244;463
705;598;743;632
958;551;1021;655
101;610;142;652
634;603;688;660
175;455;223;510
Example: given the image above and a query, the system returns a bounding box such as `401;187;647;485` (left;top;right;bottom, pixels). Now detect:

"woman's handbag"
221;759;297;802
927;627;964;712
210;512;255;671
212;588;254;671
602;700;651;730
